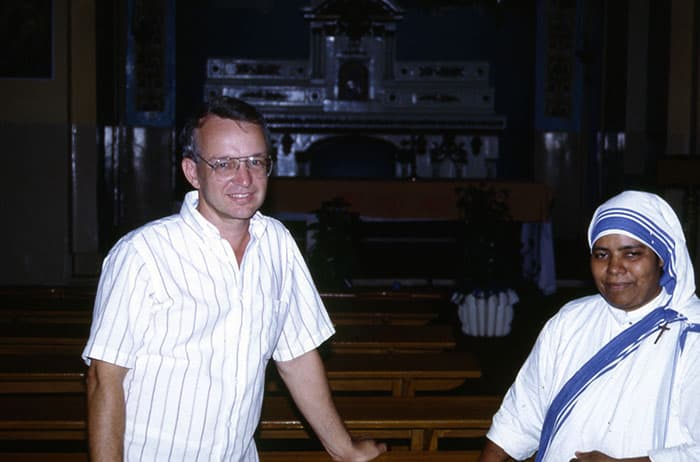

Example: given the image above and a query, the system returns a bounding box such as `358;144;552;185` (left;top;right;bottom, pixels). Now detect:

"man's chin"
225;207;259;221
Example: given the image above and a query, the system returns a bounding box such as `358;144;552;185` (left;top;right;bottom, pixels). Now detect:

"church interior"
1;0;699;460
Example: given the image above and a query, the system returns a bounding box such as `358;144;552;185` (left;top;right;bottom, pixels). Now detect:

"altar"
204;0;505;180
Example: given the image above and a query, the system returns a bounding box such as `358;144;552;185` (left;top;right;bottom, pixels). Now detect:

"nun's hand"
570;451;650;462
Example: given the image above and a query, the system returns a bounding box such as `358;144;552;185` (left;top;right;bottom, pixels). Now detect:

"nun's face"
591;233;663;311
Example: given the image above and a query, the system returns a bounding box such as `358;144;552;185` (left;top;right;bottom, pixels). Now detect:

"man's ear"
181;157;200;189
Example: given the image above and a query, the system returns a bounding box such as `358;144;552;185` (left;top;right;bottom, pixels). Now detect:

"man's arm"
275;349;387;462
86;359;129;462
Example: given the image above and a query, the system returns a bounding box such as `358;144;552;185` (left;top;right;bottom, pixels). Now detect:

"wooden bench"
0;322;457;355
0;322;87;356
325;293;449;326
259;395;500;451
322;291;452;326
0;454;87;462
0;392;501;451
0;450;483;462
0;286;95;305
324;351;479;396
327;306;441;326
266;350;481;397
0;356;86;394
0;307;92;325
0;306;442;329
0;290;450;325
1;349;479;398
1;304;441;327
0;394;85;441
259;450;482;461
329;324;457;354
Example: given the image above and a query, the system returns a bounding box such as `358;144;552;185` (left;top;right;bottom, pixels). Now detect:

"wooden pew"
0;322;87;355
0;303;444;327
259;450;482;461
0;323;457;356
0;306;442;329
0;303;441;327
0;290;451;325
0;286;95;305
267;350;481;397
0;450;483;462
329;324;456;354
0;454;87;462
0;393;501;451
0;307;92;325
327;305;441;326
0;356;86;394
322;290;451;326
325;351;479;396
0;350;479;398
259;395;500;451
0;394;85;440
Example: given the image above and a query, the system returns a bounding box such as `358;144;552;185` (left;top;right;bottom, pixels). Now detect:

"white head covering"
587;190;697;311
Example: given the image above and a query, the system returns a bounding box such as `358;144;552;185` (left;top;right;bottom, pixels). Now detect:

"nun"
479;190;700;462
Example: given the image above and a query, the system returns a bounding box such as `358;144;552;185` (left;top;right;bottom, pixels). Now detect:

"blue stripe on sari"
535;307;684;462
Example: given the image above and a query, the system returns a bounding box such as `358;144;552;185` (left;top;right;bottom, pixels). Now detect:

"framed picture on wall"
0;0;53;80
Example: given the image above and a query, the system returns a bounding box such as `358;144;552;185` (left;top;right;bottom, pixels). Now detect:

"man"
478;191;700;462
82;96;387;461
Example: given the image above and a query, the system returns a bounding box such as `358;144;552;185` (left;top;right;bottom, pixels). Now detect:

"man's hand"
571;451;614;462
334;438;387;462
571;451;650;462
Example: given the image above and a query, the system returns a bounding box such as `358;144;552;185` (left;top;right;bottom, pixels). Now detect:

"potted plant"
306;197;361;291
452;185;521;337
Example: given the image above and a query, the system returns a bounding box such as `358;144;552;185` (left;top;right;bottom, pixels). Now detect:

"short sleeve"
81;239;152;368
272;232;335;362
487;319;556;460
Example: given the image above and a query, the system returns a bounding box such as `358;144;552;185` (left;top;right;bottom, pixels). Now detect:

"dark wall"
0;1;72;285
397;3;536;179
176;0;310;129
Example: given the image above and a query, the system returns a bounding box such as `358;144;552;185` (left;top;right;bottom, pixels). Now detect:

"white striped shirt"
83;191;335;461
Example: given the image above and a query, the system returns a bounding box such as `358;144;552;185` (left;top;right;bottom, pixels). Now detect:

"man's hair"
179;96;272;159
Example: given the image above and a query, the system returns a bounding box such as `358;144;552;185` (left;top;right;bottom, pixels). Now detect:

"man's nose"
230;161;252;185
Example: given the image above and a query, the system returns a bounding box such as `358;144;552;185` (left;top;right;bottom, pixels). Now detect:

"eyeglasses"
195;154;273;177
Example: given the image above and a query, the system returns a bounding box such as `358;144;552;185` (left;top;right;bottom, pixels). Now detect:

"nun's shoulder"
558;294;605;315
680;296;700;323
544;294;606;326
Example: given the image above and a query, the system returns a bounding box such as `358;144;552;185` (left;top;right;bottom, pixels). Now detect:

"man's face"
182;115;269;229
590;233;663;311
